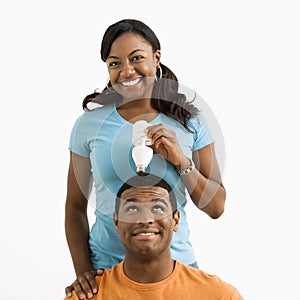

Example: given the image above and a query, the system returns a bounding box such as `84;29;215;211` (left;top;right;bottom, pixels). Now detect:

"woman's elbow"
206;190;226;219
209;206;225;219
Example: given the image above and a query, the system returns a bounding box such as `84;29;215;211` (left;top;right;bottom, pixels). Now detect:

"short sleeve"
189;112;214;151
68;115;90;157
230;289;245;300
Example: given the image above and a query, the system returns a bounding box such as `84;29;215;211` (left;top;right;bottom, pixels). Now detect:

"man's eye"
127;206;139;212
152;205;164;212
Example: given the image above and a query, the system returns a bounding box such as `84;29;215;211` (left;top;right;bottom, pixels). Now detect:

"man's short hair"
115;173;177;216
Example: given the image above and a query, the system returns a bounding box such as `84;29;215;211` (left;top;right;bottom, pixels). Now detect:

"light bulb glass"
132;120;152;146
132;145;153;174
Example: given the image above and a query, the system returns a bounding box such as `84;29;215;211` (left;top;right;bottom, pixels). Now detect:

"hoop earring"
156;65;163;81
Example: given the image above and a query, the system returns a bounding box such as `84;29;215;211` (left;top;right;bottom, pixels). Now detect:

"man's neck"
123;253;175;284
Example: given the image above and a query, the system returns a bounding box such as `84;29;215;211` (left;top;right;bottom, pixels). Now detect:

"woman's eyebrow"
128;49;146;56
107;49;146;60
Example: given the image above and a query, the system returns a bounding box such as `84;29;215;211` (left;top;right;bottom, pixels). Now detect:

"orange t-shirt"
65;261;243;300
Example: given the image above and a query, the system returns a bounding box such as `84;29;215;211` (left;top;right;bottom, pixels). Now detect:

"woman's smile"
121;78;142;86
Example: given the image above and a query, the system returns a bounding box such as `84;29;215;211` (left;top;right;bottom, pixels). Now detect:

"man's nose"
136;209;154;224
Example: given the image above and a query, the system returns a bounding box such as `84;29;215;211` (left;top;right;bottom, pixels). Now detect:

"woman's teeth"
122;78;140;86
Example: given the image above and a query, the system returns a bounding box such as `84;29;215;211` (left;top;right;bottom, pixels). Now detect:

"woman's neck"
117;98;159;123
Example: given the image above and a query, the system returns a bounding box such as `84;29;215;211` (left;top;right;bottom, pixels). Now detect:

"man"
65;174;243;299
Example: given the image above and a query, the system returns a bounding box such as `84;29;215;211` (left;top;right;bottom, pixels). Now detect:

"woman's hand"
65;269;104;299
146;124;226;218
145;123;190;170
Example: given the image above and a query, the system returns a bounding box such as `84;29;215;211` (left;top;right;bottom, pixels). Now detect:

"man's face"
114;186;179;259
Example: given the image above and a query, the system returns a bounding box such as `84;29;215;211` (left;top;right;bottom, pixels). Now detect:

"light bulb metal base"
136;164;146;174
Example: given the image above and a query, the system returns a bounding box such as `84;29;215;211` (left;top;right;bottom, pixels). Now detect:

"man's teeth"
122;78;140;86
138;232;155;236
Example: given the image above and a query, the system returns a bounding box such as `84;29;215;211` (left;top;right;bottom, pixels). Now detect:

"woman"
65;19;226;299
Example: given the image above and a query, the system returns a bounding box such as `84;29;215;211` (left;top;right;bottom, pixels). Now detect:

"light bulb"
132;145;153;174
132;120;153;174
132;120;152;146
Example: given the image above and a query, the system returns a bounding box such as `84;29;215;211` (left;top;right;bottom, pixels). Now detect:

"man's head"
114;173;179;259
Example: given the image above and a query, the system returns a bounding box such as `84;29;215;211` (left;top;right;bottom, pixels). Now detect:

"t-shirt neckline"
113;102;162;125
119;260;179;290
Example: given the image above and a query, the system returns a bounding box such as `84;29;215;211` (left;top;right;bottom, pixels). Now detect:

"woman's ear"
173;210;180;232
113;212;119;234
155;50;161;66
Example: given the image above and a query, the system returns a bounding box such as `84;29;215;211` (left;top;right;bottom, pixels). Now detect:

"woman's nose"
120;61;135;77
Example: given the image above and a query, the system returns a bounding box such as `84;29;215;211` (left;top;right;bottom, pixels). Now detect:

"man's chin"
131;245;161;258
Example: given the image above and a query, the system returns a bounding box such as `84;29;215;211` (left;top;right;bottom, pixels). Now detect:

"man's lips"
132;228;160;237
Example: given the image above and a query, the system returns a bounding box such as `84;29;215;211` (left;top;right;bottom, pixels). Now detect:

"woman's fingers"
65;270;99;299
146;124;176;146
145;124;188;168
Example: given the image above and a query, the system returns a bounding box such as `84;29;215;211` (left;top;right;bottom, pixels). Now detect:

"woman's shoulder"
158;112;204;133
70;104;116;132
80;103;116;120
187;111;210;131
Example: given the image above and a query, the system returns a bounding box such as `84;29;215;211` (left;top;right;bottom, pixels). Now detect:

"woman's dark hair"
82;19;198;130
115;173;177;216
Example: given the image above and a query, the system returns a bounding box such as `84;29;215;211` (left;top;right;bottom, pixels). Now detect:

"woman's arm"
145;124;226;219
65;152;100;299
182;144;226;218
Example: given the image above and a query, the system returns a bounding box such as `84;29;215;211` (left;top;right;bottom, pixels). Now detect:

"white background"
1;0;299;299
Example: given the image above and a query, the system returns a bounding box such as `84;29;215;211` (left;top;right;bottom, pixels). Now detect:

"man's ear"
173;210;180;232
113;212;119;234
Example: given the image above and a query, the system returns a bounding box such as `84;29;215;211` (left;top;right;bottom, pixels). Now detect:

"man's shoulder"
96;261;123;281
176;262;244;299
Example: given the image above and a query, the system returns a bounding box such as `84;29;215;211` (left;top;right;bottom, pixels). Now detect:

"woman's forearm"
65;204;93;275
180;169;226;219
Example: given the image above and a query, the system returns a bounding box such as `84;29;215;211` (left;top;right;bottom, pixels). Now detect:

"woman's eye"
132;55;143;61
109;61;120;67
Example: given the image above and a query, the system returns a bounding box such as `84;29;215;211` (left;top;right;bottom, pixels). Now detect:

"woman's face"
106;32;161;101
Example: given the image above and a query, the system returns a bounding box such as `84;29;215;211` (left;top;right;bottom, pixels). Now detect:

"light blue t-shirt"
69;103;213;269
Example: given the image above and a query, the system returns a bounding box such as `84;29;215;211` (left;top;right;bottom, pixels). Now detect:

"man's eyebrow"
121;198;169;207
121;198;138;207
151;198;169;207
107;49;146;60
